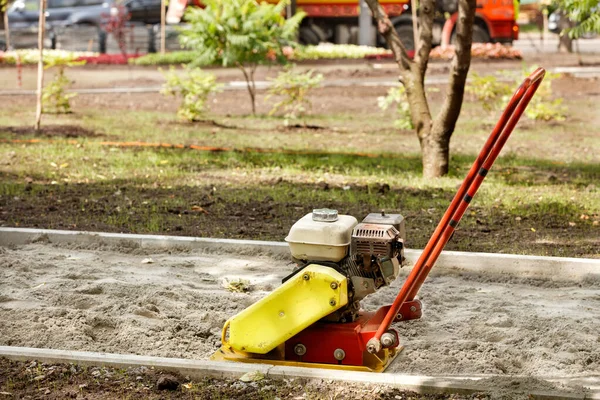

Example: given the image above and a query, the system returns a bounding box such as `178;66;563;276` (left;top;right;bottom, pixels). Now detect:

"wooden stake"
34;0;46;131
411;0;418;50
3;8;10;50
160;0;166;54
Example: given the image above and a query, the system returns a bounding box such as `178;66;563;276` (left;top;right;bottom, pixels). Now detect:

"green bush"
525;99;567;122
465;68;567;122
179;0;305;114
161;66;221;121
42;55;86;114
292;44;389;60
523;68;567;121
377;86;413;130
466;72;512;112
267;65;323;122
130;45;391;66
130;51;197;66
42;70;76;114
0;49;95;65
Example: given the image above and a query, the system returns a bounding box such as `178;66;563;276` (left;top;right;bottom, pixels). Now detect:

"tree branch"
364;0;412;73
366;0;433;139
414;0;435;83
432;0;475;137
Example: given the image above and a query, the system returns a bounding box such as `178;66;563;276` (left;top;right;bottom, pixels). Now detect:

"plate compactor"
212;68;546;372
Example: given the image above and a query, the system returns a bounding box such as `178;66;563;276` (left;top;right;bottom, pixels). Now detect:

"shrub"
466;72;512;112
522;68;567;121
377;86;413;130
42;70;76;114
42;54;85;114
525;99;567;122
179;0;305;114
126;43;523;67
76;54;141;65
465;68;567;121
267;65;323;123
130;51;197;66
161;66;221;121
0;50;96;65
293;44;389;60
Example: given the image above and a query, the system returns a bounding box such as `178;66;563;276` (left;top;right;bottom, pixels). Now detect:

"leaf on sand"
239;370;264;382
222;278;251;293
31;283;46;289
191;205;209;214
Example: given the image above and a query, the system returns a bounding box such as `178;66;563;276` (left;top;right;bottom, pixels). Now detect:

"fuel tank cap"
312;208;338;222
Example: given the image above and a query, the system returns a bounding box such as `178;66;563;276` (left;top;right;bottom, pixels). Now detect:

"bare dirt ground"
1;64;597;116
0;358;489;400
2;51;600;91
1;242;599;397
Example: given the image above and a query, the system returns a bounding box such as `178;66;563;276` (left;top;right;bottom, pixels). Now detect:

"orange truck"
267;0;519;48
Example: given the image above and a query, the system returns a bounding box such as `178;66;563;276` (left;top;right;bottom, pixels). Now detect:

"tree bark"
420;131;451;178
428;0;475;176
365;0;475;178
364;0;433;142
34;0;46;131
557;10;573;53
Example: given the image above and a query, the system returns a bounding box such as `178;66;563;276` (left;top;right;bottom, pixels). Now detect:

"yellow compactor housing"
220;264;348;354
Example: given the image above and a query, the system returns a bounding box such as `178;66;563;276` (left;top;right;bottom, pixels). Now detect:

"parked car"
7;0;114;28
7;0;163;31
122;0;162;25
1;0;167;51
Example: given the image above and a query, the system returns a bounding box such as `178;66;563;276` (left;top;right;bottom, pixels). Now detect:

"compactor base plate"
210;344;403;373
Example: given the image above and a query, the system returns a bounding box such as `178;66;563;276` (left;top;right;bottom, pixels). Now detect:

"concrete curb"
0;346;598;399
1;228;599;281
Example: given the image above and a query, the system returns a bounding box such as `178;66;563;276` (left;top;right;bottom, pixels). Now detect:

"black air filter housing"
360;212;406;240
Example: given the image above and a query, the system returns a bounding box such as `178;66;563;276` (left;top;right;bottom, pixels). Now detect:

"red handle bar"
367;67;546;353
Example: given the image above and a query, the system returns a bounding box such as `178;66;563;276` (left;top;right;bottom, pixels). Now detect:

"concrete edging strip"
1;227;598;281
1;227;599;281
0;346;598;399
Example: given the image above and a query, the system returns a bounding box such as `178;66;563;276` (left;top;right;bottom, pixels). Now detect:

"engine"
285;209;405;322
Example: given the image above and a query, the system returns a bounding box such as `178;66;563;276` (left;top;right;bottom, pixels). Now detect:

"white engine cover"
285;212;358;262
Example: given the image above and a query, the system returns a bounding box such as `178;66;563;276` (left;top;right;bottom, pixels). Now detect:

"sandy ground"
1;242;599;382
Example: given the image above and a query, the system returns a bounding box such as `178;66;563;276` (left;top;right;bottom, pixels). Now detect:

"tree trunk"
557;10;573;53
558;33;572;53
366;0;475;178
420;128;450;177
34;0;46;131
